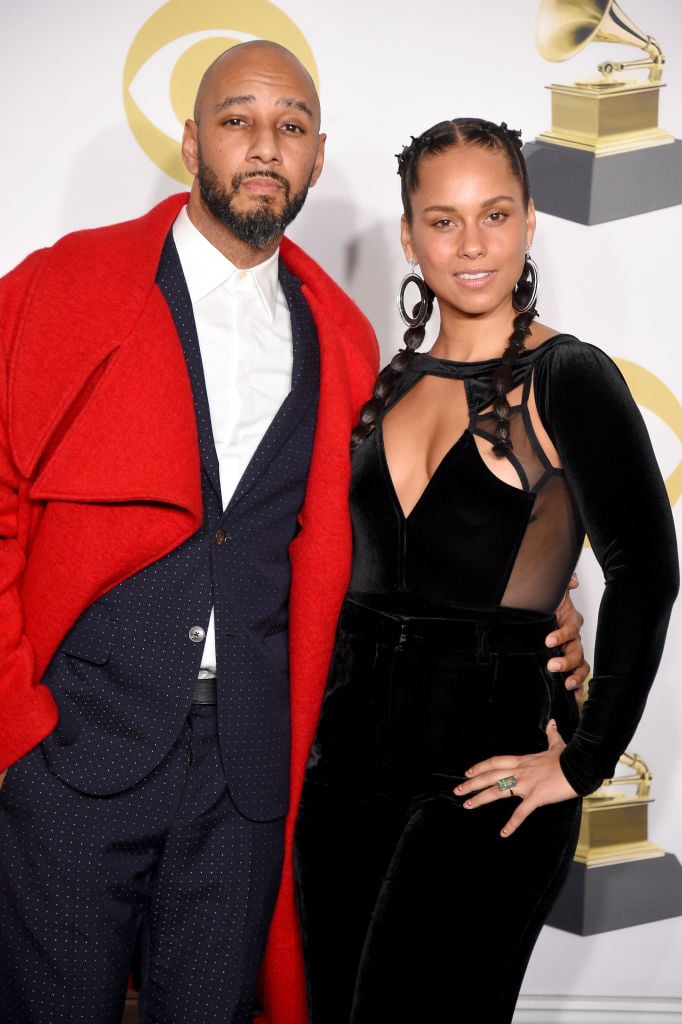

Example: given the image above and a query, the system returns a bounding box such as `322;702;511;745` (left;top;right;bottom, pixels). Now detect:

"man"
0;40;587;1024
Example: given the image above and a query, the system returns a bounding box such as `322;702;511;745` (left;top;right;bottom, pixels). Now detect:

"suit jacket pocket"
262;626;289;673
58;608;116;665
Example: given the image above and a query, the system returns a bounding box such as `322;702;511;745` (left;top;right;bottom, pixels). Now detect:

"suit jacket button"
215;528;228;545
189;625;206;643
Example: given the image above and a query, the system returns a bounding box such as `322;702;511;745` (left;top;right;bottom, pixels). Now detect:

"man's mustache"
231;170;291;197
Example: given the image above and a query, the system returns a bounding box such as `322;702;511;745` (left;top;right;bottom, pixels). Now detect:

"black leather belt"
192;676;217;705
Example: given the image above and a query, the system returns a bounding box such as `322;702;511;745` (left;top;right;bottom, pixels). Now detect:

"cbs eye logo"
123;0;319;184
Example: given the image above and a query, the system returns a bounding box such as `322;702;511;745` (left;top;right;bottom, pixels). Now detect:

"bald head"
181;37;326;266
193;40;320;130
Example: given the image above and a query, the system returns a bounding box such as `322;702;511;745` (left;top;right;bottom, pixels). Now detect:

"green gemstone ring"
497;775;518;792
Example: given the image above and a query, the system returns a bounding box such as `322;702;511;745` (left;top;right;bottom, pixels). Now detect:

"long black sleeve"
534;338;679;795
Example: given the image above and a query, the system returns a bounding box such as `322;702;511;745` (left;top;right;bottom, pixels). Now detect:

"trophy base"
546;853;682;935
522;138;682;224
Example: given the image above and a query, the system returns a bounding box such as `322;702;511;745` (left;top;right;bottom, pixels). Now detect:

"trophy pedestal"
546;853;682;935
573;795;664;867
523;137;682;224
536;81;673;156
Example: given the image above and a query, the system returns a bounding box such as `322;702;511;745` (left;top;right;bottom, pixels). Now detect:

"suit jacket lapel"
156;233;222;502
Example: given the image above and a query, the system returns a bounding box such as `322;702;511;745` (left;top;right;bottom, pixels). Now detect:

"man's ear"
181;119;200;177
308;133;327;189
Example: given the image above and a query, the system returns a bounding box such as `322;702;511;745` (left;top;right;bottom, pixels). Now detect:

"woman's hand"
0;769;6;791
547;574;590;704
453;720;579;837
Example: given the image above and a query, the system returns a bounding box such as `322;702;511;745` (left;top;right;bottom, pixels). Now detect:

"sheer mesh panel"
472;380;582;613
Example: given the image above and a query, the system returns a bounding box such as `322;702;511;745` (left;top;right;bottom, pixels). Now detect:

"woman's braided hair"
350;117;538;453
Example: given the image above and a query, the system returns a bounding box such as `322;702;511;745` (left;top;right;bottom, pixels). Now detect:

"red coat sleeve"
0;254;59;770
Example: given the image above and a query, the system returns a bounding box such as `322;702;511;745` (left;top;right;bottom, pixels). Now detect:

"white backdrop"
2;0;681;1013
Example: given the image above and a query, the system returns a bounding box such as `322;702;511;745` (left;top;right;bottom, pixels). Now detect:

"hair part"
351;117;537;453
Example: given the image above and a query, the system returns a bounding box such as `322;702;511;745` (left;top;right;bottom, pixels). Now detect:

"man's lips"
240;176;283;194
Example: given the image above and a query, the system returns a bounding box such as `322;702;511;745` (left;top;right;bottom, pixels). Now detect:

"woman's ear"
526;198;537;249
400;214;415;263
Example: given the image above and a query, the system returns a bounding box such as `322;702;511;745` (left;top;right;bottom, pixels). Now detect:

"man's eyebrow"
213;95;313;118
214;94;255;113
278;97;314;118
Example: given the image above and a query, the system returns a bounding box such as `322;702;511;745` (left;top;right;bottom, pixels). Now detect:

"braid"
490;303;537;455
350;287;434;450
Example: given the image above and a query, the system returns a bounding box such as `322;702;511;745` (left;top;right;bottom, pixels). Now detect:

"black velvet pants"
295;598;582;1024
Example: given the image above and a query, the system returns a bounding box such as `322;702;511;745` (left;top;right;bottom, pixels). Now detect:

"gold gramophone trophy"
547;749;682;934
523;0;682;224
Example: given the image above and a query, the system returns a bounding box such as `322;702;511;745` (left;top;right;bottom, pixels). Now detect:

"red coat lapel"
9;194;200;514
5;195;204;679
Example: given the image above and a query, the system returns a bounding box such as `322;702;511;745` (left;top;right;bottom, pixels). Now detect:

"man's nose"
246;125;282;163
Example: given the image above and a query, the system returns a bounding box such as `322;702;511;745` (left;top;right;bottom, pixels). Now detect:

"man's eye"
281;123;304;133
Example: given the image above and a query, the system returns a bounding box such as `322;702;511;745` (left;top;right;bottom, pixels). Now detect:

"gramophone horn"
536;0;663;74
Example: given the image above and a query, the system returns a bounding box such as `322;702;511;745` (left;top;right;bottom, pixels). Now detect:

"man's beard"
197;159;310;249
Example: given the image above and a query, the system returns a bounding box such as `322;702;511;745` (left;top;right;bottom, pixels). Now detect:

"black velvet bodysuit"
347;334;679;795
295;334;678;1024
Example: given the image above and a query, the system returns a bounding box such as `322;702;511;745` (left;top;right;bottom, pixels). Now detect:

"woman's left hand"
453;720;579;837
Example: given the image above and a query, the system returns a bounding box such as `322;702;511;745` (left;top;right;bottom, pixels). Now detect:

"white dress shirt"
172;206;293;675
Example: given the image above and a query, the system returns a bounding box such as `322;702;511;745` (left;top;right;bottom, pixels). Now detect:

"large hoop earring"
512;248;538;314
397;259;431;327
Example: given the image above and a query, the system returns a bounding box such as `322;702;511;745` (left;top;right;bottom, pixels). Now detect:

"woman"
294;118;678;1022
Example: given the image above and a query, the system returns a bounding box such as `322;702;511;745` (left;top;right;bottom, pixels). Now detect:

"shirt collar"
172;206;280;321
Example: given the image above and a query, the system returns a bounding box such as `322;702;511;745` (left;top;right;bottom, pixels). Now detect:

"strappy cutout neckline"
379;335;570;520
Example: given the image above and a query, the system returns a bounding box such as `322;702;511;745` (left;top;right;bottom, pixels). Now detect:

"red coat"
0;193;379;1022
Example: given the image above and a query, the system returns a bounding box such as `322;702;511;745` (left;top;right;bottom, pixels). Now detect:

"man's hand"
546;574;590;703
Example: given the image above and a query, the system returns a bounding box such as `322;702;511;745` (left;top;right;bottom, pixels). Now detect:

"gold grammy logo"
122;0;318;184
524;1;682;223
535;0;673;155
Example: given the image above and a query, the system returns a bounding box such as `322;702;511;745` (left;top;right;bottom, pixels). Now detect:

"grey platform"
546;852;682;935
523;139;682;225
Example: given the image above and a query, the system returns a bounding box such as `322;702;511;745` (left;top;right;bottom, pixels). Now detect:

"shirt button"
215;528;228;545
189;626;206;643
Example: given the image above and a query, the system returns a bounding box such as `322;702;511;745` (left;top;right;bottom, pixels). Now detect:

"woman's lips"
454;271;495;289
